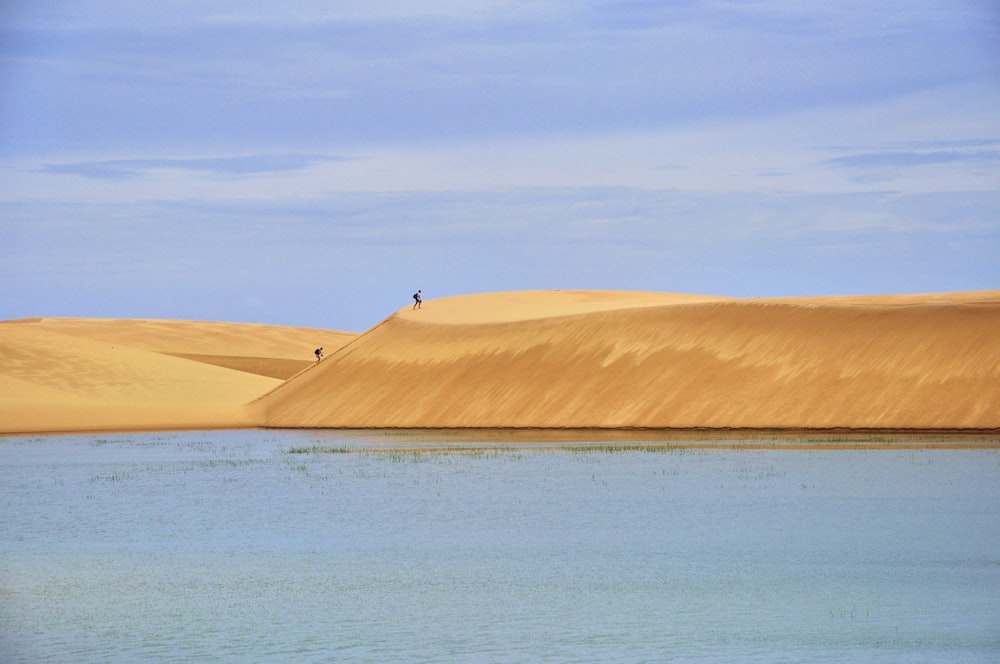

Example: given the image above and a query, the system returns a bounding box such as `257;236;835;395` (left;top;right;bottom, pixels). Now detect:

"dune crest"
255;290;1000;431
397;290;730;324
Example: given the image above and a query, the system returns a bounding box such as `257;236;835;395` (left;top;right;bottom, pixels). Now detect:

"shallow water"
1;430;998;662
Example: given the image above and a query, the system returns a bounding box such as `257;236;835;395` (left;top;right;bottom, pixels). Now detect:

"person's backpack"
413;292;419;300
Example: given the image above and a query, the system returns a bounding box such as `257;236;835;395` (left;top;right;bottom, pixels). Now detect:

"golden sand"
3;291;998;434
0;317;355;433
254;290;1000;431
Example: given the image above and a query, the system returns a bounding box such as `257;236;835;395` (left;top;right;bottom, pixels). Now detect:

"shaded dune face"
256;291;1000;430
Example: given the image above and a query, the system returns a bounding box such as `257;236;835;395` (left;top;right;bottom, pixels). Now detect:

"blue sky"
2;1;998;331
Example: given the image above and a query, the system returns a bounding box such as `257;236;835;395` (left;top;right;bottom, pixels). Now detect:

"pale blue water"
1;430;998;663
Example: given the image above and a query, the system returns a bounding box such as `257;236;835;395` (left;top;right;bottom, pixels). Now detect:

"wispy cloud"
37;154;350;180
824;149;1000;170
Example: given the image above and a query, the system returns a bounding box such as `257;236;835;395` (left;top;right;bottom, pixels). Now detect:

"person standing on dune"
314;347;323;362
413;290;422;309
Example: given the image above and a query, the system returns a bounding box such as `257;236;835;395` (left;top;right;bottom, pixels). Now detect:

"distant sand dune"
12;317;356;363
0;318;355;433
254;290;1000;431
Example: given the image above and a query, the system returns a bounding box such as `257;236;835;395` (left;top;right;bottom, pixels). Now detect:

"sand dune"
0;318;355;433
254;290;1000;431
16;317;356;371
4;291;998;434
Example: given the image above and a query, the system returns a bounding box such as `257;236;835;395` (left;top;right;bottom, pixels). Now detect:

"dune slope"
255;290;1000;430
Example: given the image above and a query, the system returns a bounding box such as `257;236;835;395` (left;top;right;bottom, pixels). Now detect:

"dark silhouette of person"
413;290;422;309
314;347;323;362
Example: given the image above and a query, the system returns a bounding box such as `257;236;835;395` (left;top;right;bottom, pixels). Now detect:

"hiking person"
314;347;323;362
413;290;422;309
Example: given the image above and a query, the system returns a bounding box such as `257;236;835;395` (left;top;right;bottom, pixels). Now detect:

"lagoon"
2;430;999;662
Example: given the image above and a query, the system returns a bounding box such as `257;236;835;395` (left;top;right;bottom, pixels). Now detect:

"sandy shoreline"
8;425;998;440
3;290;999;435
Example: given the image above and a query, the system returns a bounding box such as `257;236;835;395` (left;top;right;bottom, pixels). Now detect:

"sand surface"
255;290;1000;431
0;318;355;433
4;291;999;434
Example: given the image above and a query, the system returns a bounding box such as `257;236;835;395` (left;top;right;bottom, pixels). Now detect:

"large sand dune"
254;290;1000;431
0;318;355;433
4;291;998;434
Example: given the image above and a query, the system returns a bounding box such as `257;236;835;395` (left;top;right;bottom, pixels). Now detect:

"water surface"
2;430;998;662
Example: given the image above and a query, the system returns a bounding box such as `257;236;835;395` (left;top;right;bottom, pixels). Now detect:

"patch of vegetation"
89;472;130;483
567;443;691;454
287;445;350;454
